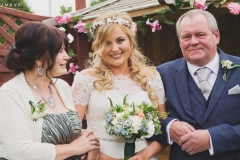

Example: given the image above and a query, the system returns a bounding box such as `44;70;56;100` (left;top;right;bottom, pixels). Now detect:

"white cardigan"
0;72;76;160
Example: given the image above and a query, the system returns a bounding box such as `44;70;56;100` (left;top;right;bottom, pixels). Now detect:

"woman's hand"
70;130;100;156
87;133;100;160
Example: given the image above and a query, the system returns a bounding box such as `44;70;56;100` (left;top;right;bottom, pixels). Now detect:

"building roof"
42;0;168;25
77;0;160;20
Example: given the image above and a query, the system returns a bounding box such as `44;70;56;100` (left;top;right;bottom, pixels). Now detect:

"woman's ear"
35;59;42;68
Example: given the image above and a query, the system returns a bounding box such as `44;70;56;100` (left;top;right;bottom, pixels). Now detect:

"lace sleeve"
71;73;93;106
148;73;167;104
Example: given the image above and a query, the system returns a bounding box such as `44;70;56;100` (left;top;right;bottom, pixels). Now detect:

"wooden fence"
0;6;50;86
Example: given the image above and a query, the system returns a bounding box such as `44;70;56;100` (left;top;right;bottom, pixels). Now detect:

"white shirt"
166;53;219;155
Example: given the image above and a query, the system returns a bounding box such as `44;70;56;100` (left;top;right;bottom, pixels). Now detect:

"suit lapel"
173;59;194;118
204;50;231;123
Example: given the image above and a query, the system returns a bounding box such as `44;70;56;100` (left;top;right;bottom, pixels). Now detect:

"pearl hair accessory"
90;16;132;36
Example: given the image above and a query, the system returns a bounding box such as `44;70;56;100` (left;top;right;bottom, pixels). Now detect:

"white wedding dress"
71;72;166;159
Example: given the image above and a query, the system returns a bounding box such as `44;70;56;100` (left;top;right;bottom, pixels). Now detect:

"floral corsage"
221;60;240;81
29;100;47;121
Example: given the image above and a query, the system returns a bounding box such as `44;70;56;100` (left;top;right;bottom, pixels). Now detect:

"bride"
71;11;167;160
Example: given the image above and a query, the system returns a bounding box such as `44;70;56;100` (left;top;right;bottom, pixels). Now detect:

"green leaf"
123;95;128;105
67;7;72;12
151;15;162;21
136;21;147;35
37;100;42;104
162;14;175;25
60;5;65;11
146;107;154;112
105;123;111;129
160;112;169;119
205;0;214;6
70;16;81;23
29;101;35;114
142;14;147;18
83;23;93;41
87;34;93;41
84;23;92;30
189;0;195;8
29;100;34;106
108;97;113;107
67;49;76;57
60;5;67;14
155;9;167;15
233;64;240;68
31;105;35;115
220;0;226;5
132;103;135;116
206;1;217;11
176;0;182;7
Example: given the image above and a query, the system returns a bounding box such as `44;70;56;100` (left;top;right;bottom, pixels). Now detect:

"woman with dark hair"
0;22;100;160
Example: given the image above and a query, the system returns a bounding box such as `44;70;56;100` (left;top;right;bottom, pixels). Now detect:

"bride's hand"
87;149;100;160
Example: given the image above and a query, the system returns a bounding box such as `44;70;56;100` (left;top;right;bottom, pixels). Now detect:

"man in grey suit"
131;9;240;160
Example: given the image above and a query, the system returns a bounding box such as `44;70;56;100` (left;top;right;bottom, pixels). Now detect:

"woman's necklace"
31;85;56;108
25;75;56;108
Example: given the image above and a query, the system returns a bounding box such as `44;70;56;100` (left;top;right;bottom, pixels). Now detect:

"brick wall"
75;0;86;10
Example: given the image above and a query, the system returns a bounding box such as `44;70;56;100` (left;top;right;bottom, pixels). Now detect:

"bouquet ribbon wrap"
124;142;135;160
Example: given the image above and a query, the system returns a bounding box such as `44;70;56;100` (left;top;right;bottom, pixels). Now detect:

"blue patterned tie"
195;67;212;100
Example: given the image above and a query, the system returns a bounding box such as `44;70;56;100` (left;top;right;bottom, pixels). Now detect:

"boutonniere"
29;100;47;121
221;60;240;81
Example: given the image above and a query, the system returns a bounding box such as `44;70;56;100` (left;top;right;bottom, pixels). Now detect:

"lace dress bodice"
71;72;166;159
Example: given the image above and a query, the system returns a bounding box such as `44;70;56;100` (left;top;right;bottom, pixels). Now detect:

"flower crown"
90;16;132;36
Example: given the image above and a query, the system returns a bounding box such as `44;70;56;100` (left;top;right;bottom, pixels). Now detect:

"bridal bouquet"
104;95;168;160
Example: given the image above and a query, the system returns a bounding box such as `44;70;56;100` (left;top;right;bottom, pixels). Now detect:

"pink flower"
146;19;162;32
55;13;72;24
67;62;79;74
55;15;63;24
194;0;207;10
61;13;72;24
131;22;137;33
227;2;240;15
74;21;88;33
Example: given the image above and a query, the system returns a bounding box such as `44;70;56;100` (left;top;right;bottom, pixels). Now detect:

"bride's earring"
38;66;44;76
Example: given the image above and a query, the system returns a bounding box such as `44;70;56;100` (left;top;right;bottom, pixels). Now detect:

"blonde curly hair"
90;11;161;108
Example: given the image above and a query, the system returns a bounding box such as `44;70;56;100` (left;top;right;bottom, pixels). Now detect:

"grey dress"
42;110;82;160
